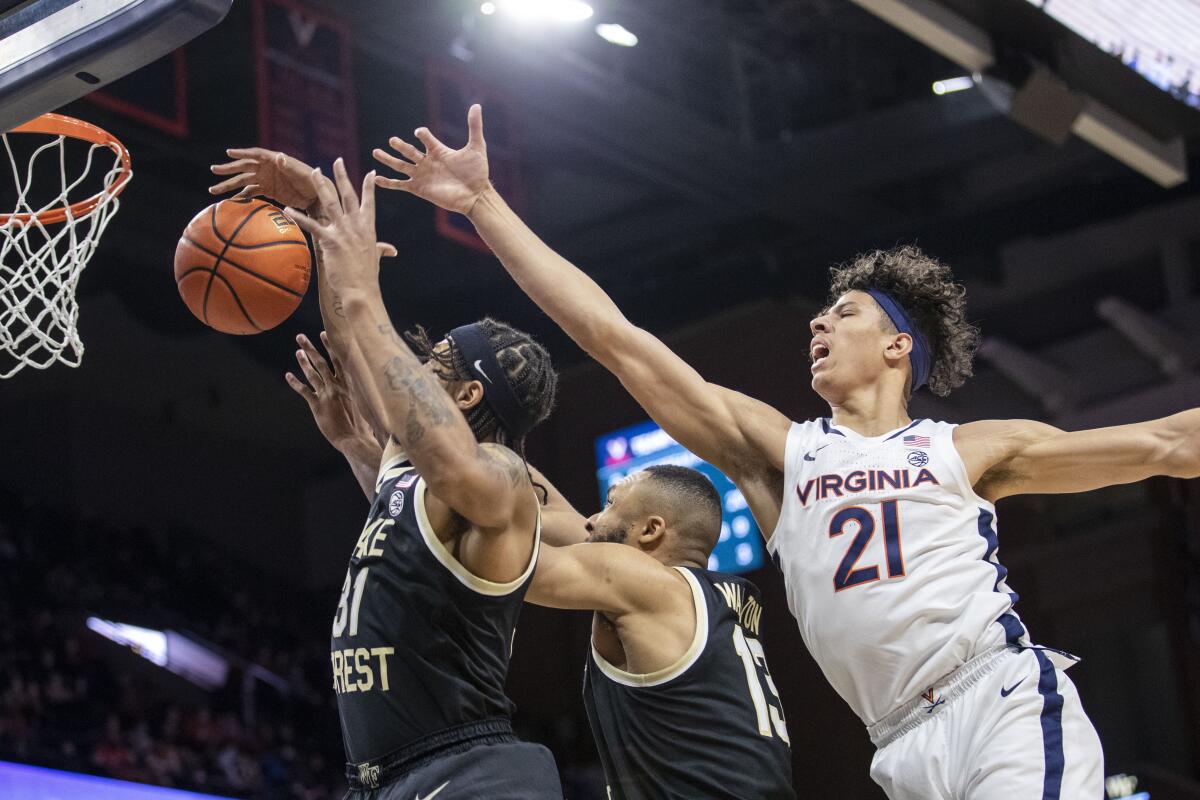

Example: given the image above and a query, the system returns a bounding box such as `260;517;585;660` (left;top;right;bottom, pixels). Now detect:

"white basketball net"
0;126;129;378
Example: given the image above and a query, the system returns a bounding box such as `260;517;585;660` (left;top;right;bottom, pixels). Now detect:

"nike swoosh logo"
416;781;450;800
472;359;493;384
1000;678;1026;697
803;444;830;462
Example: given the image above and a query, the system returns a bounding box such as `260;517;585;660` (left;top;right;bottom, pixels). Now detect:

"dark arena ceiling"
31;0;1194;379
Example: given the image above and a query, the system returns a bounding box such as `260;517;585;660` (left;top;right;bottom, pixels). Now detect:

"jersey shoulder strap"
922;419;995;508
768;419;824;549
374;453;412;495
590;566;709;688
411;476;542;598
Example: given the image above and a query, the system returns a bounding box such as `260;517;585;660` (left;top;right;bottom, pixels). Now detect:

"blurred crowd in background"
0;486;607;799
0;487;346;799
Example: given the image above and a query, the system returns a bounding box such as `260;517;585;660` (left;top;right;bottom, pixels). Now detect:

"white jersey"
767;417;1050;726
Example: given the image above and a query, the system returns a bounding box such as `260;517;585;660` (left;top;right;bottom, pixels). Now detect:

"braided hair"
404;317;558;458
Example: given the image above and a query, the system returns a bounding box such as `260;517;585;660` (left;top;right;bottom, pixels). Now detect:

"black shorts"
344;739;562;800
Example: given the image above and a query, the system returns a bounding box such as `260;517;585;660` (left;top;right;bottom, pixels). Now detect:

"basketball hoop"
0;113;131;378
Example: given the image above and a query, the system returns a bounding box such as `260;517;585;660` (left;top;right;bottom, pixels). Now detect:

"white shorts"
867;647;1103;800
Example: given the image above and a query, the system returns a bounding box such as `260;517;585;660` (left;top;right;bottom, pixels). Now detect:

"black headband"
448;323;535;440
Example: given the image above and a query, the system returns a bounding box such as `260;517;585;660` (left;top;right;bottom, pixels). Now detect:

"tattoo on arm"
377;323;405;348
478;444;527;488
382;357;456;445
383;357;408;391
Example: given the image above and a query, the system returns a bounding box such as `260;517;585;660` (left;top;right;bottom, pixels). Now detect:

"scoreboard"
595;420;766;573
1026;0;1200;107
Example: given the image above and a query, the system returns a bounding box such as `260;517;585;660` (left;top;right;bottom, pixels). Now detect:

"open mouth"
810;342;830;370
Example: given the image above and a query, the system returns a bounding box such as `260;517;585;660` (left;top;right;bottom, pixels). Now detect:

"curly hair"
404;317;558;455
827;245;979;397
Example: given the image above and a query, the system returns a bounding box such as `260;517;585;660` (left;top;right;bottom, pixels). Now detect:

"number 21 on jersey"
830;499;905;592
733;627;789;744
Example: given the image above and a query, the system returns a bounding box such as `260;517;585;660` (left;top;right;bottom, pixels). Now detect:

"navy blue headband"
448;324;534;440
865;289;931;392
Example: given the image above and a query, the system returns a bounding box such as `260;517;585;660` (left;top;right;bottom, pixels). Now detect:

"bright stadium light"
932;76;974;95
596;23;638;46
481;2;496;14
496;0;594;23
87;617;167;666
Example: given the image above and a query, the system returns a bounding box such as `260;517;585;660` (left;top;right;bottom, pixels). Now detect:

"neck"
662;549;707;571
827;379;911;437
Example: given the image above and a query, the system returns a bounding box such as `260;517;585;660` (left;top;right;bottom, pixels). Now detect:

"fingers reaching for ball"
319;331;343;371
207;164;258;196
296;334;333;391
284;370;315;402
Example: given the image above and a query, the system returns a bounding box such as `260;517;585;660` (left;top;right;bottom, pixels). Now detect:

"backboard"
0;0;233;131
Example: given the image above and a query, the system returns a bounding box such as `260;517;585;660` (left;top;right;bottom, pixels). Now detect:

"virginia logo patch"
921;689;945;714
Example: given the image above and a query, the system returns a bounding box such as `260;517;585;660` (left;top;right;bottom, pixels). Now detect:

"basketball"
174;198;311;335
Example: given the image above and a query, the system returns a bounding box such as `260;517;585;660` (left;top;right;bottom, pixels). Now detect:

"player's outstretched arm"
528;542;689;616
524;463;589;546
286;158;535;533
959;409;1200;501
309;211;397;436
373;107;791;489
285;332;382;499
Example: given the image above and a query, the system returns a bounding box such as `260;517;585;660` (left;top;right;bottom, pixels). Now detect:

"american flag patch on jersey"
902;434;931;448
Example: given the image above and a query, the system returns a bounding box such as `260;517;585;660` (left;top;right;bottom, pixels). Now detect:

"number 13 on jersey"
733;627;789;744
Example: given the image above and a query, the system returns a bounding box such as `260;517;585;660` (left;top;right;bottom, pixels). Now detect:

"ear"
883;331;913;365
453;379;485;411
636;516;668;550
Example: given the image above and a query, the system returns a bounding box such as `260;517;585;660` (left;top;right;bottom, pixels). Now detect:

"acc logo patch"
388;490;405;517
906;450;930;467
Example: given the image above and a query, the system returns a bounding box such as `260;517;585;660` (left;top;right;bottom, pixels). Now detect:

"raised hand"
372;103;490;215
286;332;376;450
209;148;320;211
285;158;382;293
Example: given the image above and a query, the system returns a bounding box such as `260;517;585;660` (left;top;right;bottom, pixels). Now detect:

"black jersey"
331;456;539;764
583;567;796;800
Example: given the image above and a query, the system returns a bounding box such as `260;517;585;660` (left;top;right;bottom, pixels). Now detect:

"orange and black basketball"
174;198;311;334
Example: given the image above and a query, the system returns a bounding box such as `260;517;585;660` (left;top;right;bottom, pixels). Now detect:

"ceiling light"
496;0;594;23
481;2;496;14
932;76;974;95
596;23;637;46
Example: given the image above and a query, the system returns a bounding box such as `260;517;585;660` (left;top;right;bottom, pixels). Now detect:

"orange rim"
0;113;132;226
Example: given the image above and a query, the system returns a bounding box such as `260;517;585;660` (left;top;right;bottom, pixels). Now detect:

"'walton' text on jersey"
714;581;763;635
